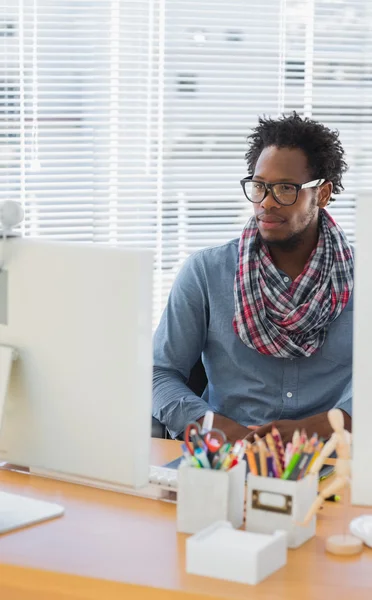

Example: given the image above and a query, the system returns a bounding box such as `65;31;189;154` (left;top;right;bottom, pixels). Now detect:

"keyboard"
105;466;178;503
149;465;178;489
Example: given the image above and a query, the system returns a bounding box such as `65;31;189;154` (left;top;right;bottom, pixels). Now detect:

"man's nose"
260;187;281;211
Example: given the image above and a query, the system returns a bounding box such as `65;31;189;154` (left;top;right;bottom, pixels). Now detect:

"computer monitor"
0;238;153;489
352;191;372;506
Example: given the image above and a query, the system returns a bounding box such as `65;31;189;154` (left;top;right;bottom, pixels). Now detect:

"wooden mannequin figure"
302;408;363;555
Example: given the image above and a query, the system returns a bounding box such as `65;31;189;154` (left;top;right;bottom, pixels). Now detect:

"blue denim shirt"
153;239;353;438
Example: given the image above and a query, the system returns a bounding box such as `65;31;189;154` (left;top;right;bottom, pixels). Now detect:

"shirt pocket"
320;311;353;366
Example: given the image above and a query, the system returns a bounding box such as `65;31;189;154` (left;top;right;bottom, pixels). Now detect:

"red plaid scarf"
233;209;354;359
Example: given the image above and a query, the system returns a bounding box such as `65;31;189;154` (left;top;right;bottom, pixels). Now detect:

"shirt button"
286;392;293;398
283;277;290;283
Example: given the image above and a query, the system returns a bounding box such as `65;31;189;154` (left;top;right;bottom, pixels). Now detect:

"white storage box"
177;460;245;534
246;473;317;549
186;521;287;585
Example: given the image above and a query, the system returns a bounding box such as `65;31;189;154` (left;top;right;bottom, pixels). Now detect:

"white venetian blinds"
284;0;372;240
0;0;161;242
0;0;370;327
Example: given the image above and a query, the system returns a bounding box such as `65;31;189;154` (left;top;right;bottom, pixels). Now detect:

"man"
152;112;353;445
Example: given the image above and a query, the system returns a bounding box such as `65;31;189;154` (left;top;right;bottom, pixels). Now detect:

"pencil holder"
245;473;318;549
177;460;246;534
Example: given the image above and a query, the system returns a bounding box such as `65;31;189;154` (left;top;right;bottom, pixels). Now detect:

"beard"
260;230;308;252
258;198;319;253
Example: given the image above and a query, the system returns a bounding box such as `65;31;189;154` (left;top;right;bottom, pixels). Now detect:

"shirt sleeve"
152;253;210;438
334;378;352;417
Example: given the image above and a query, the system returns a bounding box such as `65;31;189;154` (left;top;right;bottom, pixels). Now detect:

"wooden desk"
0;439;371;600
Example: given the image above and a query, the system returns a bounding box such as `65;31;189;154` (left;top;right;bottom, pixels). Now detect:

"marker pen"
194;446;211;468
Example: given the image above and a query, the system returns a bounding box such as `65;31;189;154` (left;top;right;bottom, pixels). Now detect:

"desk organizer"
186;521;287;585
246;473;317;548
177;460;245;534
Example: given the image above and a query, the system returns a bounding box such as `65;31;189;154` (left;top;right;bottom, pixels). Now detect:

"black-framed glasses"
240;176;326;206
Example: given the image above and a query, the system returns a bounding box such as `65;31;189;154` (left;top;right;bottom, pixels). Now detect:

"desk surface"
1;439;372;600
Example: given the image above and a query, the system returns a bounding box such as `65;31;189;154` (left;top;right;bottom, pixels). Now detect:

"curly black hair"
245;112;348;200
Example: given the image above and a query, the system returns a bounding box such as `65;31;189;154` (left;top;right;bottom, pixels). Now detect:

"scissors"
184;421;226;456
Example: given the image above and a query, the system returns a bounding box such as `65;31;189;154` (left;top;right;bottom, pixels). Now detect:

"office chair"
151;357;207;438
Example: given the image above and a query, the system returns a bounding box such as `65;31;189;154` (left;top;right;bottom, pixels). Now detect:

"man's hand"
197;414;249;444
244;411;349;447
196;410;351;447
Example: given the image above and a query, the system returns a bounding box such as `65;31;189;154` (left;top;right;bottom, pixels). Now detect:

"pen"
232;440;247;459
228;440;246;469
300;428;308;446
297;452;315;479
292;429;300;453
309;432;318;447
220;455;234;471
319;464;336;483
182;441;202;467
233;440;247;461
325;495;341;502
220;448;236;471
213;443;231;469
190;455;202;468
253;446;260;475
190;428;206;453
246;442;258;475
266;453;276;477
306;440;324;474
254;434;268;477
303;440;312;453
284;442;293;468
281;446;303;480
271;427;285;470
194;447;211;469
201;410;214;434
289;451;313;480
266;433;283;477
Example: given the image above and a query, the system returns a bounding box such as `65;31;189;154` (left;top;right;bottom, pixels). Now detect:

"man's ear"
317;181;333;208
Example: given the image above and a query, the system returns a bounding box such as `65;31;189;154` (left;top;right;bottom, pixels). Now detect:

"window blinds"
0;0;370;327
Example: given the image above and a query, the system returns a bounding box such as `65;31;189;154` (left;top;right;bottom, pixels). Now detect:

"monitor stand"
0;346;65;534
0;345;18;429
